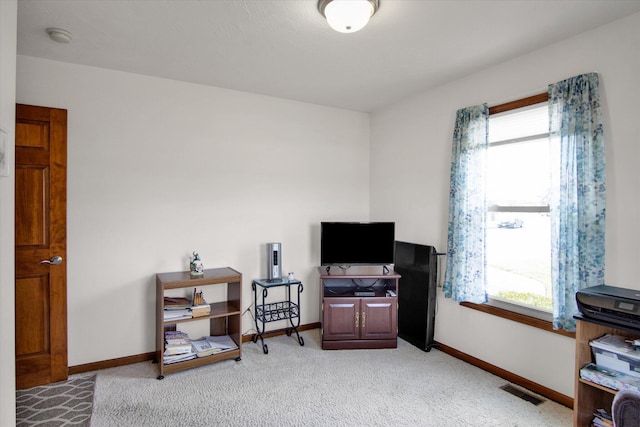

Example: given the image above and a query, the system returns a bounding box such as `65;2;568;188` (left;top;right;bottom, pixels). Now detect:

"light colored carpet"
89;330;572;426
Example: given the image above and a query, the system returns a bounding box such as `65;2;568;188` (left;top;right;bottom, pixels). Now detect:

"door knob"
40;255;63;265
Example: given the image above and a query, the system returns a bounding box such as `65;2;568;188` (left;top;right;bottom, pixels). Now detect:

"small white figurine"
190;251;204;276
288;272;295;281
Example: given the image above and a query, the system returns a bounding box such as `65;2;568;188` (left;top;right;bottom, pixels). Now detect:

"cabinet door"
360;297;397;340
323;298;359;341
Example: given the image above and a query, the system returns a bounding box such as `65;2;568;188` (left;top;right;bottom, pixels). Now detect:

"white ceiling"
16;0;640;112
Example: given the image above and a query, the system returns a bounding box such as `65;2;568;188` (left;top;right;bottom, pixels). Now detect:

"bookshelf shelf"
574;316;640;426
155;267;242;379
578;378;617;395
161;301;241;325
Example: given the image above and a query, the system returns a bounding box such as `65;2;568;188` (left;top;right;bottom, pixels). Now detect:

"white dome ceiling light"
318;0;379;34
46;27;73;44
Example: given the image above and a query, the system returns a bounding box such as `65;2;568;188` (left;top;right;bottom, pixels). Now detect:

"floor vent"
500;384;544;406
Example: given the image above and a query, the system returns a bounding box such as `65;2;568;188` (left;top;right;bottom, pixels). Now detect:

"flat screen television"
320;222;395;266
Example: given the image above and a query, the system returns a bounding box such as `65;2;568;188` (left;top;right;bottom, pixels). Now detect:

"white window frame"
484;93;554;324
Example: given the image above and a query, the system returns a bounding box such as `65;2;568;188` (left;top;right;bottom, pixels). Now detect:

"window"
486;95;551;318
445;74;604;332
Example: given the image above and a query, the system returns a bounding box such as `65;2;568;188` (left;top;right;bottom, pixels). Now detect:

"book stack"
163;330;196;364
164;296;193;321
164;296;191;309
190;289;211;317
190;303;211;318
165;330;190;345
591;408;613;427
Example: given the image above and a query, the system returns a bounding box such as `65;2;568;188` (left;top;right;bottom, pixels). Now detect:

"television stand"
319;266;400;350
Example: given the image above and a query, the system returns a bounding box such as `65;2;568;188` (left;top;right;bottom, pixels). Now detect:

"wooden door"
15;104;68;389
360;297;397;340
323;298;359;340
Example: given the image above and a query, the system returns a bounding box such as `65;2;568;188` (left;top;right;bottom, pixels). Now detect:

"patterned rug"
16;375;96;426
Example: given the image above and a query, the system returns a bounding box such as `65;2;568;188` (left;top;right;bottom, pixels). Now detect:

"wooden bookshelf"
155;267;242;379
574;316;640;426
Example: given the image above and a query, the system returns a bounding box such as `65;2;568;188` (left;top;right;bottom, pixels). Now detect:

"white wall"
370;12;640;398
0;1;17;425
16;57;371;366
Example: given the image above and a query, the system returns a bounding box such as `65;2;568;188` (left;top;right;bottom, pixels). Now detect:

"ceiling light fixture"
46;27;72;44
318;0;379;34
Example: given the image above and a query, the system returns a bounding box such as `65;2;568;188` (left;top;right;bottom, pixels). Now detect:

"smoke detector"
46;28;72;44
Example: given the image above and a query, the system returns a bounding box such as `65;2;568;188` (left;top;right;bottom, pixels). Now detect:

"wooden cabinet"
574;317;640;426
323;297;397;341
155;267;242;379
319;267;400;350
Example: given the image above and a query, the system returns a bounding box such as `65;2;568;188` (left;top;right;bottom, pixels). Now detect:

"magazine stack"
163;330;195;364
190;335;238;358
163;297;192;321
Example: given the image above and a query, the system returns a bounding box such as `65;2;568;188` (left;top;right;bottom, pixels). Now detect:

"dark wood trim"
435;341;574;409
460;302;576;339
67;322;322;374
321;339;397;350
68;352;156;375
489;92;548;115
242;322;321;343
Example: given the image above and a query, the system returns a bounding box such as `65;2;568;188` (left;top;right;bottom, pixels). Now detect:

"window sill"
459;301;575;339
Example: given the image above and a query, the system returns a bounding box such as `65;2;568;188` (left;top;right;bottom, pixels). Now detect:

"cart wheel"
157;375;164;380
286;328;292;336
298;335;305;346
263;344;269;354
235;357;241;362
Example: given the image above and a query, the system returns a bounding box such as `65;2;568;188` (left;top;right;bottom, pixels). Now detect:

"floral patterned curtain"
443;104;489;303
549;73;606;331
